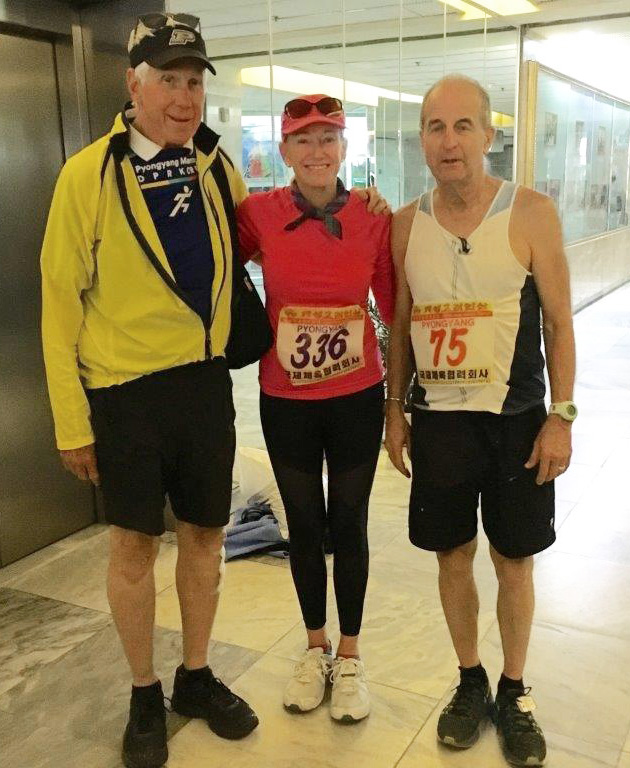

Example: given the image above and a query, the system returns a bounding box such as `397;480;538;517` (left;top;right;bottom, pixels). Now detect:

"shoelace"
447;677;487;717
499;688;542;735
294;652;330;682
330;658;363;688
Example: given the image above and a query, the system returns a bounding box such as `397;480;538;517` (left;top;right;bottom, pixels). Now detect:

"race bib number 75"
277;305;365;386
410;301;494;385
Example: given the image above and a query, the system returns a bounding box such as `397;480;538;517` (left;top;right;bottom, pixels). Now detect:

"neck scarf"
284;178;349;239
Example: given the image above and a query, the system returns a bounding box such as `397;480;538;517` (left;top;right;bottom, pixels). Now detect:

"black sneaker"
495;688;546;767
122;682;168;768
438;671;494;749
171;664;259;740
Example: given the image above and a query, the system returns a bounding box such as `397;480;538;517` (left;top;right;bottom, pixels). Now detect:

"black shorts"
87;359;235;536
409;405;555;558
259;382;384;474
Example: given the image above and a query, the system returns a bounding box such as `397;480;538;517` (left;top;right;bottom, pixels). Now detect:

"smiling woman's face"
127;61;205;148
280;123;346;194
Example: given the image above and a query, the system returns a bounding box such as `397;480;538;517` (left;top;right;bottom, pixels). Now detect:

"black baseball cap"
128;14;216;74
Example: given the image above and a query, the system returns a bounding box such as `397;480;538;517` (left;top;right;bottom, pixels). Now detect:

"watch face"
567;404;577;417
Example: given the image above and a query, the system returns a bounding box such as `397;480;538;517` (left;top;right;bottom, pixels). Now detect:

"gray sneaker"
438;672;494;749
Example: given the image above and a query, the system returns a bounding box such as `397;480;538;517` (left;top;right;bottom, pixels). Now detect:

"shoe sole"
284;702;321;714
498;736;545;768
438;698;495;750
331;712;369;724
122;746;168;768
438;729;480;749
172;702;259;740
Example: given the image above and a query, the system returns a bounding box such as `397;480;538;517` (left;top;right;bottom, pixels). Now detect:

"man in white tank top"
385;75;576;767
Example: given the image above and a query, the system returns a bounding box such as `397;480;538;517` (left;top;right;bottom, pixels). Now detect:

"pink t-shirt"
237;186;394;400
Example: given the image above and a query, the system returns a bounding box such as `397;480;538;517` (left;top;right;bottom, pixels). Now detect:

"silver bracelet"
386;396;404;404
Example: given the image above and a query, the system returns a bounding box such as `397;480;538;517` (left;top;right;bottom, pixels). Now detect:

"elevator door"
0;32;94;566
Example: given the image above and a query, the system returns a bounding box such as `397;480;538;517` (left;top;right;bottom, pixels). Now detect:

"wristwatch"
548;401;578;422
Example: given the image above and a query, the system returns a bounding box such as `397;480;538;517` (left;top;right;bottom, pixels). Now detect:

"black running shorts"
408;405;555;558
87;359;235;536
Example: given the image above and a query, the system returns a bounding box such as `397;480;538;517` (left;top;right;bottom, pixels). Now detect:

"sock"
308;641;332;654
131;680;162;698
336;653;360;660
181;665;210;681
459;663;488;681
498;673;525;695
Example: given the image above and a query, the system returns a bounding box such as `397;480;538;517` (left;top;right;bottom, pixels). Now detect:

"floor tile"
155;560;302;652
167;653;436;768
0;621;261;759
534;551;630;639
0;588;111;701
479;622;630;751
8;534;179;613
619;753;630;768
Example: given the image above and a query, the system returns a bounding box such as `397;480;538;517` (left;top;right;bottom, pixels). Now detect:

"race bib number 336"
411;301;494;385
277;305;365;386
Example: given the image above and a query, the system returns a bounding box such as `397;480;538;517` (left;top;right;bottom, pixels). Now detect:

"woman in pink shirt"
237;94;394;723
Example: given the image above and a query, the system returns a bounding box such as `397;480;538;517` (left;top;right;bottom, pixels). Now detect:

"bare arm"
518;191;576;484
384;203;416;477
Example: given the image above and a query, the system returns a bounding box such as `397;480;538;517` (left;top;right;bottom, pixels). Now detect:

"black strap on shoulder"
112;155;197;314
210;152;240;294
100;145;113;188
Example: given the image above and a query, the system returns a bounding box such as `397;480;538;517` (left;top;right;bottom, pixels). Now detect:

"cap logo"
169;29;196;46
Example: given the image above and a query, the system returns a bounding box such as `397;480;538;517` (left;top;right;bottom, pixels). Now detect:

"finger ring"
558;465;566;470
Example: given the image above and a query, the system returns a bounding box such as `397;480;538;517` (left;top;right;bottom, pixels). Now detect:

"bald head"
421;75;492;132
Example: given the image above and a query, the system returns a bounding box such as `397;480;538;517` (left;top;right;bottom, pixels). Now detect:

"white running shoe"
283;647;333;713
330;657;370;722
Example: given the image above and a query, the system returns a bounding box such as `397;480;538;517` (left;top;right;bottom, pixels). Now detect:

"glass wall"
170;0;519;208
533;65;630;244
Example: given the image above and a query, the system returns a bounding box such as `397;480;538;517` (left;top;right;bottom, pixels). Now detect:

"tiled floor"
2;283;630;767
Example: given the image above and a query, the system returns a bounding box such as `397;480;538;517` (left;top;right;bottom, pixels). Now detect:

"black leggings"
260;382;384;636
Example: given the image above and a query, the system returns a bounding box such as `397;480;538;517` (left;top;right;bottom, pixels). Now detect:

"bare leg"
307;627;330;649
490;546;535;680
175;522;225;670
107;526;159;686
336;634;359;657
437;538;480;668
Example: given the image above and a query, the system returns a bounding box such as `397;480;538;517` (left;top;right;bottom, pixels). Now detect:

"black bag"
213;150;273;369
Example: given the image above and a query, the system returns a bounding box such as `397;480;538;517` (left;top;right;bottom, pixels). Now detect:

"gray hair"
420;74;492;131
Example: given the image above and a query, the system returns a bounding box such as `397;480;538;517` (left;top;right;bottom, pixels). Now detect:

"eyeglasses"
283;97;344;120
137;13;200;31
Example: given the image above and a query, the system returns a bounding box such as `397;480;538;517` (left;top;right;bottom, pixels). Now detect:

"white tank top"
405;180;545;414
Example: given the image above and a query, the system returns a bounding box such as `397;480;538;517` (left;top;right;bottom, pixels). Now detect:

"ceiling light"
437;0;539;18
436;0;486;20
240;65;423;106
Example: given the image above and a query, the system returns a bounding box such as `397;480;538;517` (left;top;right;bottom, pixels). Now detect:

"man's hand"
385;402;411;477
60;443;100;486
353;186;391;215
524;416;571;485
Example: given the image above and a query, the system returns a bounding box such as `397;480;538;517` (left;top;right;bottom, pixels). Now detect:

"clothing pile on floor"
224;500;290;561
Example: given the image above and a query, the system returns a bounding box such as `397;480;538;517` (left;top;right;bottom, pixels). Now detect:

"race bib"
276;305;365;386
410;300;494;386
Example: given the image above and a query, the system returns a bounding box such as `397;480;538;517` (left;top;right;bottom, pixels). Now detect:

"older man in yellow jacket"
40;13;258;768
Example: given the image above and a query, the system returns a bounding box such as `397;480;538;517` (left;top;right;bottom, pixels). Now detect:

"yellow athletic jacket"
41;112;248;450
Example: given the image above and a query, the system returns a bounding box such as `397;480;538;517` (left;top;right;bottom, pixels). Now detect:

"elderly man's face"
127;60;205;148
421;81;494;186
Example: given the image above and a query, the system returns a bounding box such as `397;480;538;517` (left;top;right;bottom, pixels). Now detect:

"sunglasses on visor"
137;12;200;31
283;97;344;119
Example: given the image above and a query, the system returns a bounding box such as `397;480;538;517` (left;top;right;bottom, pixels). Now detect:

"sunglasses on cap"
283;97;344;120
137;12;200;31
